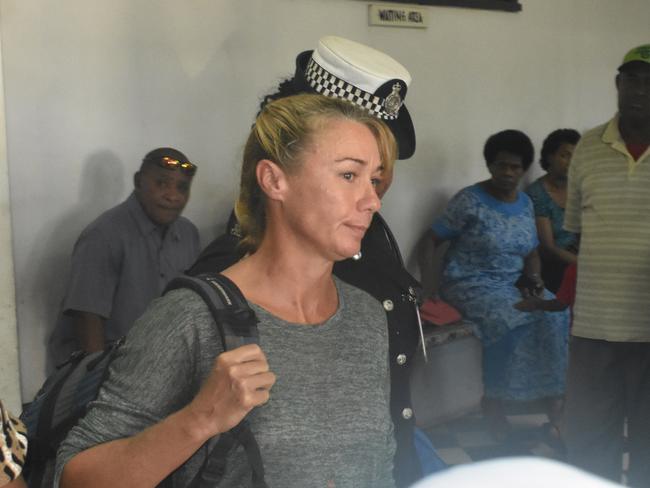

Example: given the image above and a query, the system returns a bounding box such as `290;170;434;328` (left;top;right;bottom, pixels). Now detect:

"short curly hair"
256;77;297;116
539;129;581;171
483;130;534;171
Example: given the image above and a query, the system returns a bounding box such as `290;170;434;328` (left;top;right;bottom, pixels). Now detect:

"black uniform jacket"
187;212;423;487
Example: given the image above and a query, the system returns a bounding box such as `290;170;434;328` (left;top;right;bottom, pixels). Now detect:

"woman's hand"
514;296;543;312
516;273;544;298
521;249;544;297
185;344;276;441
529;274;545;297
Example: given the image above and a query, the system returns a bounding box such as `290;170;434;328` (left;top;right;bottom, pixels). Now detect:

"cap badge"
383;83;403;118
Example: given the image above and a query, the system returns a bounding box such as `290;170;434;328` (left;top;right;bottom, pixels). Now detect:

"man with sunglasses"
49;147;200;364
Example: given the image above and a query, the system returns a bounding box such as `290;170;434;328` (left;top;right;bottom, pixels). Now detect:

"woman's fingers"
186;344;276;438
220;343;269;366
228;369;276;406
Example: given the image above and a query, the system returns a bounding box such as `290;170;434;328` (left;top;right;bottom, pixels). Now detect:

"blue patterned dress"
525;178;578;292
432;184;569;400
525;178;577;250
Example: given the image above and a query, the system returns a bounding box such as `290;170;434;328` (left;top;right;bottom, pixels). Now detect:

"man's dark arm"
71;311;105;353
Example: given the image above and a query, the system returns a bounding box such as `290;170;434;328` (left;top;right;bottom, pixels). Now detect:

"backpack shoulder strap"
165;273;259;351
163;273;268;488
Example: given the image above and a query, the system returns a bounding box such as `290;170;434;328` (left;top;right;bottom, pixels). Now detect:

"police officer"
333;211;423;487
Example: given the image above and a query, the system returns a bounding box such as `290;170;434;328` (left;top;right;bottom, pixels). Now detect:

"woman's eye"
342;172;355;181
371;178;381;187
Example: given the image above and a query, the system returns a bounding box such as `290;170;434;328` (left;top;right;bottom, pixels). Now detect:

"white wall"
1;0;648;400
0;25;21;412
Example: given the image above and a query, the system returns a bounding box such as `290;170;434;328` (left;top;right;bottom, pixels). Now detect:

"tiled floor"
424;401;565;467
424;402;632;485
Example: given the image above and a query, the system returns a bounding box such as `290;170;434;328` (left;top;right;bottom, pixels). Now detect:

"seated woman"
56;94;398;488
525;129;581;292
426;130;570;440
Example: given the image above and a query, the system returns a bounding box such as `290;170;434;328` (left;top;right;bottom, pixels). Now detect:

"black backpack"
21;273;267;488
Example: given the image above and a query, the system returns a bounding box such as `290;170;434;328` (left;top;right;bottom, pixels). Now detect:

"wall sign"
368;3;428;28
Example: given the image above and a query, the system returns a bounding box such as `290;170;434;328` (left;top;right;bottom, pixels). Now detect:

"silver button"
383;299;394;311
402;407;413;420
396;354;407;365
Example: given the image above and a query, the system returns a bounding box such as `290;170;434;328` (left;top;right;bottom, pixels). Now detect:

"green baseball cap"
618;44;650;71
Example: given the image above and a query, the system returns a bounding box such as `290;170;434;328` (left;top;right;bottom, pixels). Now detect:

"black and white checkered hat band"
305;58;401;121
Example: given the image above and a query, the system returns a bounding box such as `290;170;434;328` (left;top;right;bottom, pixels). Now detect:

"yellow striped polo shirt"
564;115;650;342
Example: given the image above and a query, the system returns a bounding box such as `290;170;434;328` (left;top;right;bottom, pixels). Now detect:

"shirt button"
402;407;413;420
396;354;407;366
383;299;394;311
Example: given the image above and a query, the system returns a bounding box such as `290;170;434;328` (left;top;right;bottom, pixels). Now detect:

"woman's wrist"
528;273;544;295
175;403;220;445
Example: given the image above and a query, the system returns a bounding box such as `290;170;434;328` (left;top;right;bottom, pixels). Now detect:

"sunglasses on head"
145;156;197;176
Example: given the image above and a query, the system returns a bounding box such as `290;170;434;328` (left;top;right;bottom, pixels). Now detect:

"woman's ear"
256;159;288;201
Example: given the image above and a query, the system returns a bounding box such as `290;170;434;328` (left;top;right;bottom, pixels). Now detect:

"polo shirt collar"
602;114;623;146
602;114;650;173
126;192;182;241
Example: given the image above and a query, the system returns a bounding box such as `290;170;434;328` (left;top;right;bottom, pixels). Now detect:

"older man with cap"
189;36;427;487
563;43;650;487
50;147;200;363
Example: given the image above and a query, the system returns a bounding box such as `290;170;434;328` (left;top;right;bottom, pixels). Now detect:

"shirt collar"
126;192;182;241
602;114;623;146
601;114;650;174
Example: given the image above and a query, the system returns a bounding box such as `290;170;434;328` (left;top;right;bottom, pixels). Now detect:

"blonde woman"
57;94;397;488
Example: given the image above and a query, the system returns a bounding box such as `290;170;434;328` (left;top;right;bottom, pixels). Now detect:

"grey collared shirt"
52;193;200;362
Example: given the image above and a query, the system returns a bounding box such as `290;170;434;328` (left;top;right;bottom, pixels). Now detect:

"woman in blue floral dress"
428;130;570;440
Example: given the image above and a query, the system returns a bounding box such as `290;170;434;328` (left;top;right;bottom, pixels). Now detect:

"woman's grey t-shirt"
55;277;395;487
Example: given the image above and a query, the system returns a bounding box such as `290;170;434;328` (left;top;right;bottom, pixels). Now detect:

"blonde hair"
235;93;396;254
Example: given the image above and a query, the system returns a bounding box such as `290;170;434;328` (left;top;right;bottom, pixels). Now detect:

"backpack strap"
165;273;260;350
163;273;268;488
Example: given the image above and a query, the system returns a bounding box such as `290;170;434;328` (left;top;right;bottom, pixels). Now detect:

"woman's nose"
362;181;381;213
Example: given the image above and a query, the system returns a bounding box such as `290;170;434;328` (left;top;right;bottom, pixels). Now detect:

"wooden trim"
385;0;522;12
